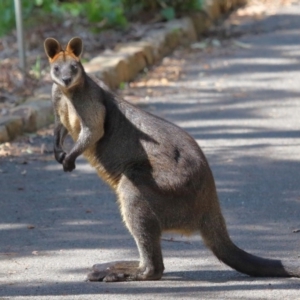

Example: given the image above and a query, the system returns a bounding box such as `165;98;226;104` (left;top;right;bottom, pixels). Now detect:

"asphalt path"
1;3;300;299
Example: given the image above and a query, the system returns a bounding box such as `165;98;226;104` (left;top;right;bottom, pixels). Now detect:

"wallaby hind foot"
88;261;163;282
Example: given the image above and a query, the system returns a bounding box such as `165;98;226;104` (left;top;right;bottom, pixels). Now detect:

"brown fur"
44;37;300;282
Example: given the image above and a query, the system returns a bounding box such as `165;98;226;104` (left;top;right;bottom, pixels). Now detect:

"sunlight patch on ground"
0;223;28;230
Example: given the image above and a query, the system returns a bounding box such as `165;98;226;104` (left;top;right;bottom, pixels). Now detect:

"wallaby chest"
57;93;81;141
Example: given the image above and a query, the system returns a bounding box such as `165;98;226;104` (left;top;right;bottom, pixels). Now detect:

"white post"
14;0;26;79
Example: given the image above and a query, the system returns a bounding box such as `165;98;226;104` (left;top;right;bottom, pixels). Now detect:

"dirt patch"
0;126;53;159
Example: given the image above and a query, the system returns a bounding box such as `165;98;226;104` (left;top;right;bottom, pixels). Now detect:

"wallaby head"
44;37;84;90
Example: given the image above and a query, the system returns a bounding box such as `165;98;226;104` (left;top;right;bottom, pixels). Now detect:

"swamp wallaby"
44;37;300;282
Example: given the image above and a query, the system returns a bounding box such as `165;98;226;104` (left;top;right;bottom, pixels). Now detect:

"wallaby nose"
62;76;72;86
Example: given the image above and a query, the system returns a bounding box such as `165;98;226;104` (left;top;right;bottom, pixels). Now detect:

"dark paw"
62;156;76;172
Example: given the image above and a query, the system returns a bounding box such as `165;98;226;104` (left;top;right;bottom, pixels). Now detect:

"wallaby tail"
200;202;300;277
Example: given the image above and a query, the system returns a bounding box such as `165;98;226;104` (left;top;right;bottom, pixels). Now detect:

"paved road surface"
1;3;300;299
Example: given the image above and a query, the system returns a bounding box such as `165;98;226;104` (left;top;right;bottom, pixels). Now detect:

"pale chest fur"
55;86;115;187
58;94;81;141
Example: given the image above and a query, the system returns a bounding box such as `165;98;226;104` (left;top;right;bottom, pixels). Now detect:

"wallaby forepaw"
62;157;76;172
54;150;66;164
58;153;66;164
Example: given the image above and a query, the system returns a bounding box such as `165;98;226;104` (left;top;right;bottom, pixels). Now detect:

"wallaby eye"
53;65;60;73
71;64;78;72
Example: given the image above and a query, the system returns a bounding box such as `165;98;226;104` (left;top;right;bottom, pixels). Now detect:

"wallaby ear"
44;38;62;60
66;37;83;58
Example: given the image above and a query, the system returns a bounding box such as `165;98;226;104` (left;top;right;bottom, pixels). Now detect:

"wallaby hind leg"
88;178;164;282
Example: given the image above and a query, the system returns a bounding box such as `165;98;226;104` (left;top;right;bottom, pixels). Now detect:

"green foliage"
0;1;13;36
159;0;204;20
82;0;127;26
119;82;126;90
0;0;127;37
158;0;204;11
124;0;204;20
160;7;176;21
0;0;35;36
0;0;203;37
36;0;127;26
